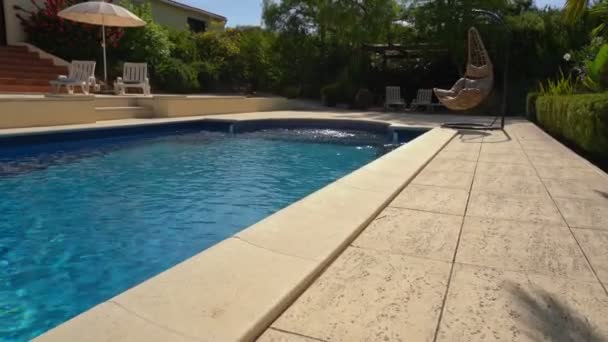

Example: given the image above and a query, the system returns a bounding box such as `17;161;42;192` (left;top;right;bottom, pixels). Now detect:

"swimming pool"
0;122;423;340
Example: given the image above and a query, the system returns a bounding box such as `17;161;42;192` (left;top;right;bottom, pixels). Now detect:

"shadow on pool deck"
594;190;608;200
507;282;605;342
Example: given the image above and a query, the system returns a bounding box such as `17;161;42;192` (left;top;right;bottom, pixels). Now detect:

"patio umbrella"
58;1;146;83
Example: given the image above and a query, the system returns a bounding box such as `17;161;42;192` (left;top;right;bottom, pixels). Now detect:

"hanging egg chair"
434;27;494;111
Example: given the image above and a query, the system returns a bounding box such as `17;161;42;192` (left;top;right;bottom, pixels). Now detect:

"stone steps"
0;46;68;94
0;77;51;86
0;84;52;93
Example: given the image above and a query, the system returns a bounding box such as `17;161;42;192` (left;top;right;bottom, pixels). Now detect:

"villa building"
0;0;227;46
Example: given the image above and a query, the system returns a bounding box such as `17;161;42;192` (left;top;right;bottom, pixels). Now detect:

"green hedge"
526;92;539;122
536;93;608;159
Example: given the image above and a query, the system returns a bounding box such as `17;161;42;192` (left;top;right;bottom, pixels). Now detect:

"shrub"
300;84;321;99
587;44;608;88
168;29;199;63
339;83;358;106
321;83;340;107
115;1;173;74
536;93;608;159
282;86;300;99
354;88;374;109
539;70;577;95
196;60;221;92
526;92;539;121
155;58;200;93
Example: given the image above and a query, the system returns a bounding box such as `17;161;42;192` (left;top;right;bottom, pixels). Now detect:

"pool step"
94;96;140;108
95;106;153;120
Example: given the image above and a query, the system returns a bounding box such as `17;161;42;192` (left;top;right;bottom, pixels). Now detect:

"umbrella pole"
102;24;107;84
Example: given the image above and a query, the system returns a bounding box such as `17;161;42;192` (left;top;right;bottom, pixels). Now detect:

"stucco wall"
146;96;293;118
149;1;225;31
0;96;96;129
3;0;38;44
0;95;297;128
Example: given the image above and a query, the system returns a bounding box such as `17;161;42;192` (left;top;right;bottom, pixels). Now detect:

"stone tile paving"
258;122;608;342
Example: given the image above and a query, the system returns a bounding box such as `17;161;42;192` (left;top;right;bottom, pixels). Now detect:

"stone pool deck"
259;122;608;342
6;110;606;341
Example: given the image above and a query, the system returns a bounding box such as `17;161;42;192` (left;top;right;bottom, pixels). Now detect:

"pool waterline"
1;124;425;341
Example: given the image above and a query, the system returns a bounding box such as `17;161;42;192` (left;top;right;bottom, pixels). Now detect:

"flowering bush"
15;0;124;62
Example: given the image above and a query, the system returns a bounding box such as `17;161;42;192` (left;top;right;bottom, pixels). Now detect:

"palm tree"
564;0;590;23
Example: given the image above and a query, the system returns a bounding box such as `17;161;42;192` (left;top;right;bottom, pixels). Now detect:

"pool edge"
33;126;457;342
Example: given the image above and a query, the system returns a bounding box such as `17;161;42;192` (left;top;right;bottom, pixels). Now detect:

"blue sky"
185;0;567;27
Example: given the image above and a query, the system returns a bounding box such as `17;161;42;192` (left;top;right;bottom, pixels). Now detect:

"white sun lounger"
114;62;150;95
384;86;406;110
410;88;442;111
50;60;97;95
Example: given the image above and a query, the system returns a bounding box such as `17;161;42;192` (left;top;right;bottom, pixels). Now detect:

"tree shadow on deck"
506;282;606;342
594;190;608;200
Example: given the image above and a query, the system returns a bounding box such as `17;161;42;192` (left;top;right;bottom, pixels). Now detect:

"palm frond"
564;0;589;24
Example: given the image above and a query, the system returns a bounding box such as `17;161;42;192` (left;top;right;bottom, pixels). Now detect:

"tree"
564;0;590;23
262;0;402;95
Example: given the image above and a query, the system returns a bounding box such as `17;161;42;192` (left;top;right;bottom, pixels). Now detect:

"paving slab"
480;130;514;143
479;142;523;153
389;184;469;216
457;217;595;281
524;147;574;157
451;130;486;143
436;264;608;342
443;140;482;152
411;169;474;189
257;329;322;342
475;162;537;177
434;149;479;162
353;207;462;262
271;247;451;342
478;150;531;165
424;158;477;173
554;197;608;230
528;154;590;169
543;178;608;202
572;228;608;285
521;140;569;151
472;172;547;197
467;191;563;224
535;165;607;183
512;130;556;142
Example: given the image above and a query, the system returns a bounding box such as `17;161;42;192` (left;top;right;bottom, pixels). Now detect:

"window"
187;18;207;33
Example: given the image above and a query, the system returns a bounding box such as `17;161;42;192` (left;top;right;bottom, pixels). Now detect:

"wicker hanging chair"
434;27;494;111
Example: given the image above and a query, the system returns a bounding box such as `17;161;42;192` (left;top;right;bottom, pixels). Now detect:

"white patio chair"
384;86;405;110
50;60;97;95
114;62;150;95
410;88;442;111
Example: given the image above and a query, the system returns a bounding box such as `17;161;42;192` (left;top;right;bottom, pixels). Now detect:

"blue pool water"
0;126;401;340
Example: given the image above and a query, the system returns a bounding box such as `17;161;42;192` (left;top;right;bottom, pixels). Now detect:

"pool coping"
0;114;433;139
30;120;456;341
